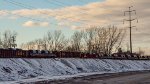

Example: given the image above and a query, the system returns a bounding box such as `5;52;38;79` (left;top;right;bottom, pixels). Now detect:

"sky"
0;0;150;55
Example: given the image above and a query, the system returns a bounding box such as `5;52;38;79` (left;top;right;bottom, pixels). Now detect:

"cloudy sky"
0;0;150;54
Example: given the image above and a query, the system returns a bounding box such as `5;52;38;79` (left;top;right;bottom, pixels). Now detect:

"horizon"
0;0;150;55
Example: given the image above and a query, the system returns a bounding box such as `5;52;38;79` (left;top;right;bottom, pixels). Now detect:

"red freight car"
0;49;4;57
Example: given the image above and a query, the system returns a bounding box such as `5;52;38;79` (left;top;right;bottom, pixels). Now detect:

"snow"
0;58;150;83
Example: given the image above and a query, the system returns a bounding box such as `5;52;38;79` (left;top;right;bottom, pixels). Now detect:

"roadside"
29;70;150;84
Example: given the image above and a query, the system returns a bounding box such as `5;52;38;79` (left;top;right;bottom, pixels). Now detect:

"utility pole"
123;6;138;54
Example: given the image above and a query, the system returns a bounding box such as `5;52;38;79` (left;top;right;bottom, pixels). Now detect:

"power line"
4;0;34;9
123;6;138;54
50;0;105;25
45;0;91;17
44;0;100;25
4;0;85;25
77;0;89;3
4;0;103;27
1;9;59;26
54;0;72;6
3;0;60;26
6;0;101;25
1;11;47;22
44;0;68;8
4;0;51;16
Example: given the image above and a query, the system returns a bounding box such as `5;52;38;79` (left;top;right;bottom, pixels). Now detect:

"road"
31;71;150;84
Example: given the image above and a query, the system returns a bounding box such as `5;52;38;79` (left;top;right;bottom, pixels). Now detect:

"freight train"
0;48;149;60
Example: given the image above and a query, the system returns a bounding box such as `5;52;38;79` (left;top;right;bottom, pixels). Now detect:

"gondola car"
112;53;126;59
0;48;3;57
0;48;149;60
28;50;56;58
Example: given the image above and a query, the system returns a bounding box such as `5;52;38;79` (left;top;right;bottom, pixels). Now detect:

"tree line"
0;30;17;49
20;26;126;55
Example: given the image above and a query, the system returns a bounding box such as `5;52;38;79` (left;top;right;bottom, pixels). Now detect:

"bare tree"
42;30;68;51
93;27;108;53
20;43;25;49
69;31;83;52
42;36;48;50
2;30;17;49
83;28;96;53
0;33;3;48
52;30;67;51
45;31;53;51
20;26;125;56
20;30;67;51
34;39;43;50
82;26;125;55
105;26;125;55
114;29;126;52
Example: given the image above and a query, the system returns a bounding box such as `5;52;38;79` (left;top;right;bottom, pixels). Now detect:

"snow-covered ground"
0;58;150;83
